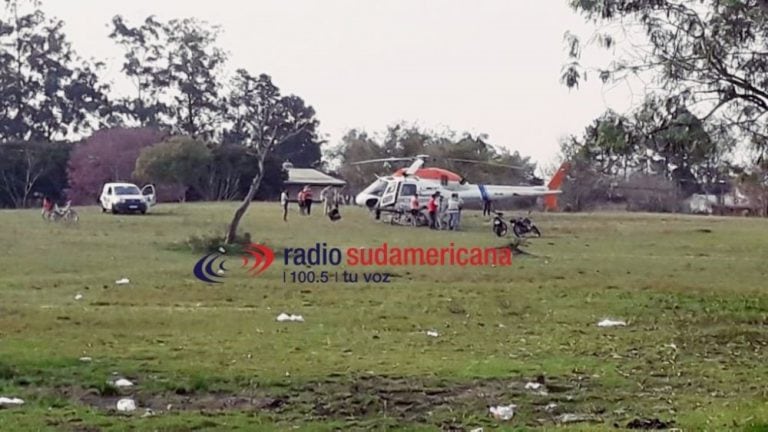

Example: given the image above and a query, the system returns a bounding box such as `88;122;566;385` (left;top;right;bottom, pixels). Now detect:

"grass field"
1;202;768;431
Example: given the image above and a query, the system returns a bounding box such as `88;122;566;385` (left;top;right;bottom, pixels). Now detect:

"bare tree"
223;70;317;243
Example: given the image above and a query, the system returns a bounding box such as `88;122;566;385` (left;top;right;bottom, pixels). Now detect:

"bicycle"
46;201;79;225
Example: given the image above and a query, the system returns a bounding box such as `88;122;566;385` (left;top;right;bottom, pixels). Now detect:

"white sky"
45;0;643;172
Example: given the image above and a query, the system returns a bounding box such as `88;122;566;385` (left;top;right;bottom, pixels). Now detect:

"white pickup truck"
99;182;156;214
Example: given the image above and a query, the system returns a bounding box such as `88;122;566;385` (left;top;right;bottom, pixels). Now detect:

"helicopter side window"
400;184;416;196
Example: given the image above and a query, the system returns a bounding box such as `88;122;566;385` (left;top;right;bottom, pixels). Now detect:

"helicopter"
352;155;569;218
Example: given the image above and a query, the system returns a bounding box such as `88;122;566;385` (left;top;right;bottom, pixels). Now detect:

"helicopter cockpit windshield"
361;178;388;197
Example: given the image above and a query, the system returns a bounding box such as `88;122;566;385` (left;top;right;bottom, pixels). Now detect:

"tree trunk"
225;158;265;244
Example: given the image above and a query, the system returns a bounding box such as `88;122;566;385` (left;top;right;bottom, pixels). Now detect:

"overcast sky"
45;0;642;173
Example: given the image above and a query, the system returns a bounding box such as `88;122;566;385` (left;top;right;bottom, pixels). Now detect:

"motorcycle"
491;211;541;238
511;216;541;238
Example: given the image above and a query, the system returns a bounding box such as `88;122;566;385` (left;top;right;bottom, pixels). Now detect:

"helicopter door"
379;180;400;208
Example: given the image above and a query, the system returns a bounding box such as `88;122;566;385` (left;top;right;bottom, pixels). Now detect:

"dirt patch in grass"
53;374;607;427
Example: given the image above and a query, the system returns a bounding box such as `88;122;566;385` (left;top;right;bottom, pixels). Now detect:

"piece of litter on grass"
141;409;155;417
115;278;130;285
116;398;136;412
470;428;484;432
597;319;627;327
545;403;558;412
113;378;133;388
426;330;439;337
79;356;92;362
0;397;24;406
217;269;225;275
218;247;226;254
74;293;83;300
525;382;543;390
276;313;304;322
557;413;601;424
489;404;516;420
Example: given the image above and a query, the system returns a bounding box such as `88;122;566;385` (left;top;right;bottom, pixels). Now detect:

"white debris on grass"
426;330;439;337
276;313;304;322
218;247;226;254
524;382;543;390
470;428;484;432
113;378;134;388
116;398;136;412
79;356;92;362
74;293;83;300
597;319;627;327
115;278;130;285
557;413;601;424
545;402;558;412
489;404;516;420
0;397;24;406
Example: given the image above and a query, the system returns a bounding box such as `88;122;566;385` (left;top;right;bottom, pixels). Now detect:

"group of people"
410;191;464;230
280;185;343;222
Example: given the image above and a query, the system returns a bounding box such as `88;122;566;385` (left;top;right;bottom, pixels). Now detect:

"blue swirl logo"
193;244;275;284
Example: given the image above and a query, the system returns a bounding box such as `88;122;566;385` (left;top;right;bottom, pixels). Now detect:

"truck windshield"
115;186;141;195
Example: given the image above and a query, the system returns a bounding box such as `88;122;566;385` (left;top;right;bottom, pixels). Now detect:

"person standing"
280;189;289;222
297;189;305;215
447;194;460;230
436;194;447;230
482;197;492;216
303;186;313;215
409;193;421;226
455;194;464;230
321;186;333;215
427;192;439;229
42;195;54;220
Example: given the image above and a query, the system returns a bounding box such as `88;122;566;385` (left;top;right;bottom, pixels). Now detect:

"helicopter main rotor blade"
350;157;418;165
445;158;527;170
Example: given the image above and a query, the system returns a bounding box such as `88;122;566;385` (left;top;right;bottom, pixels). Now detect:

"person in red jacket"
427;192;439;229
41;196;54;219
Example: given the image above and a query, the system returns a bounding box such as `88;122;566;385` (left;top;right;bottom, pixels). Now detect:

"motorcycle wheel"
513;224;524;238
493;220;508;237
65;210;79;224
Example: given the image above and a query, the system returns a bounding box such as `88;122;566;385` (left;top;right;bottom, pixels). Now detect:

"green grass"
1;202;767;431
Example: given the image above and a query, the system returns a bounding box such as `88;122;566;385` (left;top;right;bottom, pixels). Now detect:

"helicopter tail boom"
543;162;571;211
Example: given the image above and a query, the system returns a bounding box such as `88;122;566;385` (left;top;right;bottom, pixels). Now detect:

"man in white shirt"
320;186;333;215
447;193;463;230
280;189;289;222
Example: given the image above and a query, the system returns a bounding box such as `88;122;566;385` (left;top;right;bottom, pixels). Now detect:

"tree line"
557;0;768;214
0;0;322;209
0;0;543;213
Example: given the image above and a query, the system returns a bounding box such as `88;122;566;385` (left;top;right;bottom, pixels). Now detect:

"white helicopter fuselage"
354;176;560;210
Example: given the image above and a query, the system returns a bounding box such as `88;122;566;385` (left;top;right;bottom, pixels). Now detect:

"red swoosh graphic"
242;244;274;276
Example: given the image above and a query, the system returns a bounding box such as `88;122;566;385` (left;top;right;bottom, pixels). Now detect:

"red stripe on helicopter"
392;167;462;182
